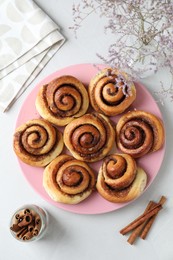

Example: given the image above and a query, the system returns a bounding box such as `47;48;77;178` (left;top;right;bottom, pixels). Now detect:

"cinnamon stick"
33;214;41;236
22;231;33;241
120;203;162;235
16;227;28;239
127;201;156;245
10;207;43;241
140;196;167;240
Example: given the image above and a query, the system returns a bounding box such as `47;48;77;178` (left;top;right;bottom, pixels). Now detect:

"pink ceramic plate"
16;63;165;214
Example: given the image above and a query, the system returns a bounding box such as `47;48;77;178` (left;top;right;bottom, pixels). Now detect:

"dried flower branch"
70;0;173;103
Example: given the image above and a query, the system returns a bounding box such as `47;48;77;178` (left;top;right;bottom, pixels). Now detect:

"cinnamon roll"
43;154;96;204
13;119;64;167
89;68;136;116
96;154;147;203
63;113;115;162
36;75;89;126
116;110;165;158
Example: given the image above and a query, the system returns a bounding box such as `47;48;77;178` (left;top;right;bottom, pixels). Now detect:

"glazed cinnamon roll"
43;154;96;204
116;110;165;158
13;119;64;167
36;75;89;126
96;154;147;203
89;68;136;116
63;113;115;162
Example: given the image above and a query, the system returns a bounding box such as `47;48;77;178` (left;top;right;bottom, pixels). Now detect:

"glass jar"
9;204;49;242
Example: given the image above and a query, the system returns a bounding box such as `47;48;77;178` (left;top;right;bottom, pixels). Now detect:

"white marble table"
1;1;173;259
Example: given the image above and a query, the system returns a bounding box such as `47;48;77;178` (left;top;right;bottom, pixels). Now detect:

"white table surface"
1;1;173;260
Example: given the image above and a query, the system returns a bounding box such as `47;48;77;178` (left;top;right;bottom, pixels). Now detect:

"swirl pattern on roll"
36;75;89;126
116;110;165;158
96;154;147;203
63;113;116;162
101;154;137;190
43;154;96;204
13;119;64;167
89;68;136;116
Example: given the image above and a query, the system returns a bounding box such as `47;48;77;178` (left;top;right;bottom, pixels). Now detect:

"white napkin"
0;0;65;112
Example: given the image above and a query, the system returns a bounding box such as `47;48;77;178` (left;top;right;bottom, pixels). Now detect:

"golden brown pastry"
35;75;89;126
63;113;115;162
96;153;147;203
88;68;136;116
116;110;165;158
43;154;96;204
13;119;64;167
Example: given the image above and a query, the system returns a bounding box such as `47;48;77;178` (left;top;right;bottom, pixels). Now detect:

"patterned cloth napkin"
0;0;65;112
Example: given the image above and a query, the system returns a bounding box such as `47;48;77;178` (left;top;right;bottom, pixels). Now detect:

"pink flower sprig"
70;0;173;103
